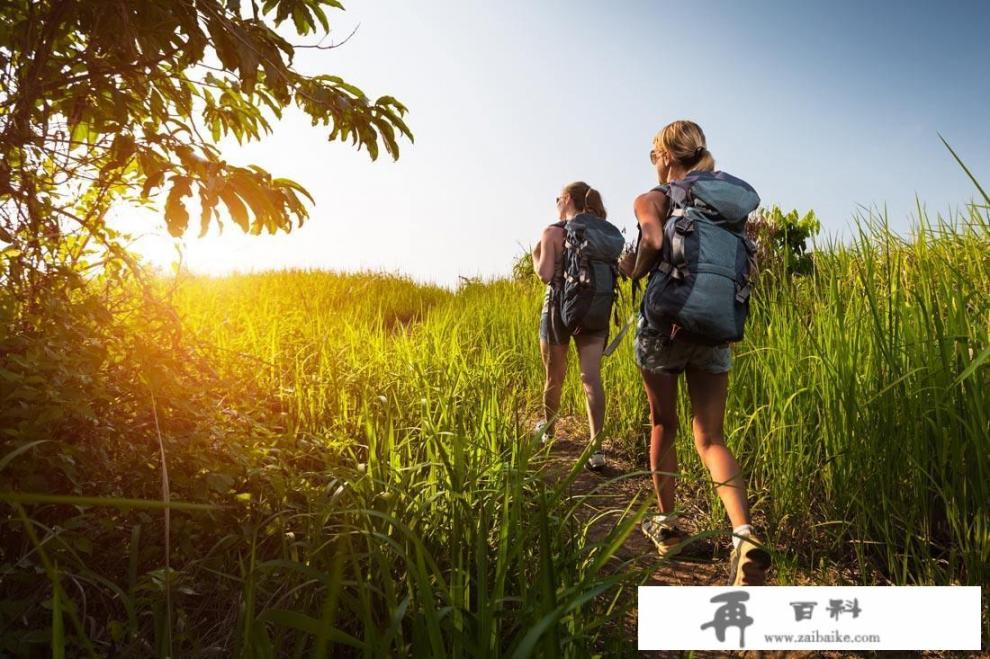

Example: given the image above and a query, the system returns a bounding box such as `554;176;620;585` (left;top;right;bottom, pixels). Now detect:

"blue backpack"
641;171;760;345
553;212;625;332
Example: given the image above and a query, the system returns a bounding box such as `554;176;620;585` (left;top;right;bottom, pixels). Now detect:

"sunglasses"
650;149;661;165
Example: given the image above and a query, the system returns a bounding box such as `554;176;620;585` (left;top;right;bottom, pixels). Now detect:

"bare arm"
620;191;668;280
533;225;563;284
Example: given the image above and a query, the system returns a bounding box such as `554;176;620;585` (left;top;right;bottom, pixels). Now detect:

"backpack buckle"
674;217;694;234
658;261;687;281
735;282;751;303
694;198;717;215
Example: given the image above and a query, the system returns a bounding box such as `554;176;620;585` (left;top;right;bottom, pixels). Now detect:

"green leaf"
141;169;166;198
953;343;990;386
272;177;314;204
219;184;250;231
939;133;990;206
257;609;365;649
0;440;50;473
0;492;217;511
52;574;65;659
165;176;193;237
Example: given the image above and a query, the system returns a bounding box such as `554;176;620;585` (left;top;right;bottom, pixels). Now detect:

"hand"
618;244;636;277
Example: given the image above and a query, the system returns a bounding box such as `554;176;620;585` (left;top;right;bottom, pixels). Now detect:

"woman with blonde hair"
533;181;622;471
618;120;771;586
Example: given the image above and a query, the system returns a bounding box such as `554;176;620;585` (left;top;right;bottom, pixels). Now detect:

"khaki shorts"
634;316;731;375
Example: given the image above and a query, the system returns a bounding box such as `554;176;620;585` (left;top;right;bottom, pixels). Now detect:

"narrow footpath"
537;415;865;659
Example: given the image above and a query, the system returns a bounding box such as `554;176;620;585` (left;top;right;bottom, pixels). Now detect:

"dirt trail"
538;428;726;585
536;416;846;659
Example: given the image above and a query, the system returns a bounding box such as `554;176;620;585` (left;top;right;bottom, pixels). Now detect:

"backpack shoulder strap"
649;183;690;222
633;186;675;283
656;179;695;214
645;182;692;280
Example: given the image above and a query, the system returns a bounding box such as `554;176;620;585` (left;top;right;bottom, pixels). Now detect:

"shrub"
746;206;821;278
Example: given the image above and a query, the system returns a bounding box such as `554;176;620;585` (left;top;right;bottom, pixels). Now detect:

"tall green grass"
171;273;649;656
3;183;988;653
171;272;647;656
169;184;989;648
3;268;650;655
592;197;988;596
737;200;988;586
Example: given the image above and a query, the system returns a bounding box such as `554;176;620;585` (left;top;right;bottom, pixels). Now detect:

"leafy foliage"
746;206;822;277
0;271;645;656
0;2;423;655
511;247;536;283
0;0;413;281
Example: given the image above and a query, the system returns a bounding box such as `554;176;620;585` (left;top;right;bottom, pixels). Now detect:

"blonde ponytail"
654;120;716;173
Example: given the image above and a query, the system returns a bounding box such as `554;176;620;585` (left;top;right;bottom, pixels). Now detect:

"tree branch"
292;23;360;50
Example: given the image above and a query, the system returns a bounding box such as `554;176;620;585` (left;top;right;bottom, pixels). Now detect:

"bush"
512;247;536;283
746;206;821;278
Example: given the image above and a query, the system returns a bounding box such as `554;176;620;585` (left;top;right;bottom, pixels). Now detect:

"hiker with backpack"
532;181;625;471
617;120;772;586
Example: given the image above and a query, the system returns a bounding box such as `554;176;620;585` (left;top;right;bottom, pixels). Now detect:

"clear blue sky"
124;0;990;286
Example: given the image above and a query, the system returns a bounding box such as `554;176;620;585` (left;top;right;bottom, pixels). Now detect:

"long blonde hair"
653;120;716;172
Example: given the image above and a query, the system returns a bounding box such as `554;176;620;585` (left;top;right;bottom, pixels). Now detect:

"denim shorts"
633;315;731;375
539;287;609;346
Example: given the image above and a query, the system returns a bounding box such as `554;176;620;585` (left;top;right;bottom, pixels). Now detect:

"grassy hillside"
1;200;988;655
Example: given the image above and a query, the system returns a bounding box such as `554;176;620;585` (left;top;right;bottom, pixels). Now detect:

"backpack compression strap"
562;221;591;287
650;184;691;280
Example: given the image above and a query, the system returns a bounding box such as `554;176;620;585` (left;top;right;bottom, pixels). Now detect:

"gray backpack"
642;171;760;345
554;213;625;332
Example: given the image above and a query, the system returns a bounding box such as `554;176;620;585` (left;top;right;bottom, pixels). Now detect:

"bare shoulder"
542;223;565;243
635;189;666;203
634;189;668;218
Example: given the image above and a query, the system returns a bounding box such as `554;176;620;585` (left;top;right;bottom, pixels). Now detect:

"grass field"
2;195;988;655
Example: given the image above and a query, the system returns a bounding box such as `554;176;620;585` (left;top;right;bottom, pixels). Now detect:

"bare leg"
685;367;750;528
574;334;606;441
540;340;568;435
641;368;679;513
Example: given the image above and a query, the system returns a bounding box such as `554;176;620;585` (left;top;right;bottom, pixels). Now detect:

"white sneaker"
730;533;772;586
586;451;606;471
534;421;553;445
642;515;690;557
